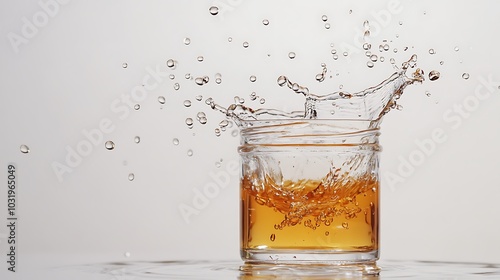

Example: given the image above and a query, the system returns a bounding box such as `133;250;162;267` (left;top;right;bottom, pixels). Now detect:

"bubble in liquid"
249;75;257;82
370;54;378;62
183;37;191;45
362;43;371;50
367;61;374;68
321;15;328;22
324;23;331;29
462;73;470;80
122;62;128;68
277;76;287;86
134;104;140;110
166;59;175;68
209;6;219;15
270;234;276;242
174;83;180;90
429;48;436;55
169;74;175;80
262;19;269;25
429;70;440;81
243;41;249;48
173;138;179;145
134;136;140;144
215;128;221;137
20;144;30;154
105;141;115;150
183;100;192;107
195;95;203;101
197;56;204;62
454;46;460;52
128;173;135;181
288;52;296;59
185;118;194;128
124;252;131;258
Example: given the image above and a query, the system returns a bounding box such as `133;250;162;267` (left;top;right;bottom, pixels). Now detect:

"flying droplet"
158;96;166;104
215;78;222;84
195;95;203;101
399;21;403;25
270;234;276;241
185;118;194;128
362;43;371;50
231;129;239;137
277;76;287;86
128;173;135;181
105;141;115;150
454;46;459;52
169;74;175;80
343;51;348;57
166;59;176;68
259;98;266;104
209;6;219;15
462;73;470;80
174;83;180;90
183;37;191;45
187;149;193;157
429;70;440;81
195;76;209;86
331;49;337;54
134;136;140;144
426;91;431;97
219;120;229;128
183;100;192;107
324;23;331;29
429;48;436;55
440;61;444;65
20;145;30;154
173;138;179;145
134;104;140;110
249;75;256;82
215;128;221;137
227;37;232;42
124;252;131;258
342;222;349;229
380;56;385;62
367;61;374;68
122;63;128;68
215;161;221;168
332;54;338;60
325;231;330;236
243;41;249;48
390;58;395;64
383;44;390;51
197;56;204;62
288;52;296;59
315;73;324;82
363;20;370;29
370;54;378;62
321;15;328;22
262;19;269;25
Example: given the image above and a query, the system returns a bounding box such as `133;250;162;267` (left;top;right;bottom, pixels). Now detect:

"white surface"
0;0;499;276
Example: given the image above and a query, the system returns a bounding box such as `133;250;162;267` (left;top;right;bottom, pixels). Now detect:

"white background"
1;0;500;275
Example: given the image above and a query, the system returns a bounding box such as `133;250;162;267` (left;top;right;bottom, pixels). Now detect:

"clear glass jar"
239;119;380;273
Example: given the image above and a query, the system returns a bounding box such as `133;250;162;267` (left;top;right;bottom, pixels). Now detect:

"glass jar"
239;119;380;273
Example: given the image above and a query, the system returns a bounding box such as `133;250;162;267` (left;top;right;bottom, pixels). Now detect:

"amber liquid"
241;174;379;252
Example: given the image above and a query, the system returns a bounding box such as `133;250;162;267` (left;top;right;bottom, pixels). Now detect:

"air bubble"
134;104;140;110
288;52;296;59
249;75;257;82
183;100;192;107
243;41;249;48
105;141;115;150
183;37;191;45
209;6;219;15
429;49;436;55
185;118;194;128
20;145;30;154
321;15;328;22
462;73;470;80
128;173;135;181
429;70;440;81
173;138;179;145
197;56;204;62
262;19;269;25
187;149;193;157
166;59;176;68
122;63;128;68
174;83;180;90
134;136;140;144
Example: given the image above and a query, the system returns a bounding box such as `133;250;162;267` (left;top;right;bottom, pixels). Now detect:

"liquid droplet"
262;19;269;26
187;149;193;157
429;48;436;55
426;91;431;97
249;75;257;82
195;76;209;86
184;100;192;107
166;59;176;68
20;145;30;154
277;76;288;86
105;141;115;150
174;83;180;90
343;51;348;57
195;95;203;101
462;73;470;80
219;120;229;128
214;128;221;137
128;173;135;181
227;37;232;42
134;136;140;144
215;161;221;168
454;46;460;52
209;6;219;15
134;104;140;110
321;15;328;22
363;20;370;29
440;61;444;65
270;234;276;241
169;74;175;80
173;138;179;145
399;21;403;25
390;58;395;64
259;98;266;104
122;63;128;68
243;41;249;48
429;70;440;81
342;222;349;229
324;23;331;29
325;231;330;236
383;44;390;51
197;56;204;62
370;54;378;62
185;118;194;128
380;56;385;62
124;252;131;258
231;129;239;137
183;37;191;45
367;61;374;68
215;78;222;84
288;52;296;59
362;43;371;50
158;96;166;104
